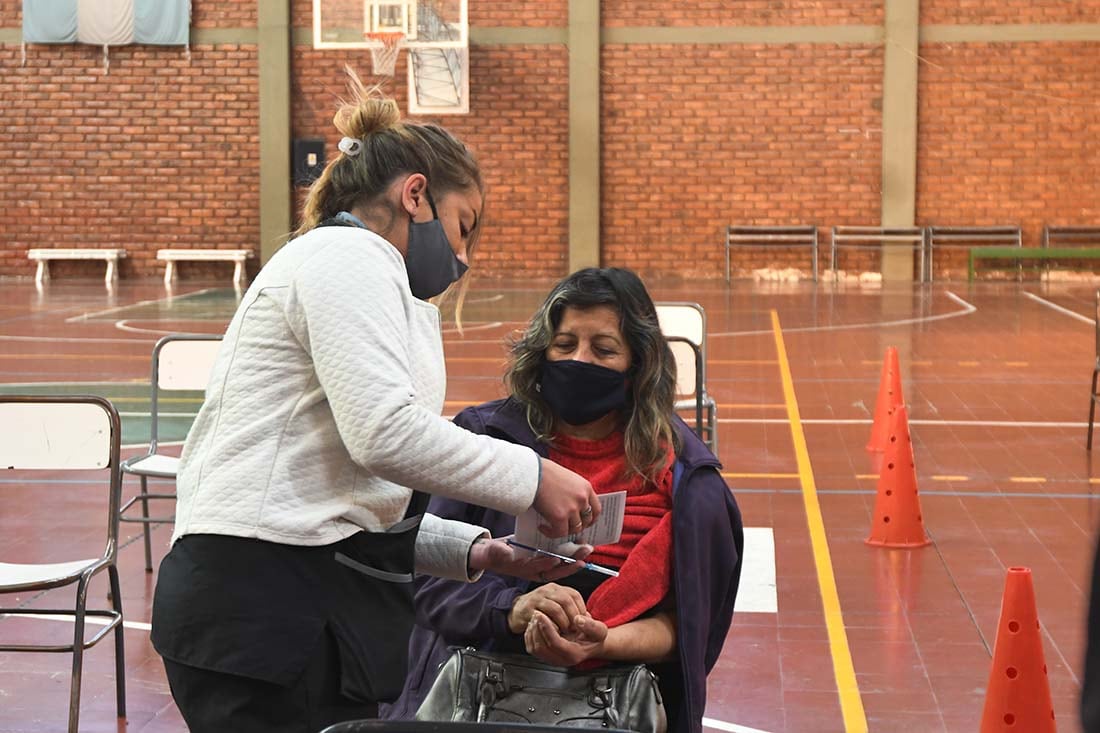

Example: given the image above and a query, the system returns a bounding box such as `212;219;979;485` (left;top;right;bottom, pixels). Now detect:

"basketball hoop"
365;31;405;76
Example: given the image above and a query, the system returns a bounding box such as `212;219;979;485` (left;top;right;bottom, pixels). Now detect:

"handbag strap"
476;658;507;722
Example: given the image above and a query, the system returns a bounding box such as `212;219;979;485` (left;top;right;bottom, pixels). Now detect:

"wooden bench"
157;249;254;288
968;246;1100;281
27;248;127;286
926;225;1021;282
725;225;819;282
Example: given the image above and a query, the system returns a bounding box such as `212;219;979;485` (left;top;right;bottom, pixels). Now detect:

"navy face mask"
538;359;630;426
405;191;468;300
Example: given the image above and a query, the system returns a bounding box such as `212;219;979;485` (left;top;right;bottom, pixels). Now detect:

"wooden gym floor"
0;276;1097;733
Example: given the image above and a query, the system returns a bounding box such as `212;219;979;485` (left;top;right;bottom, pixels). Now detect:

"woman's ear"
399;173;429;218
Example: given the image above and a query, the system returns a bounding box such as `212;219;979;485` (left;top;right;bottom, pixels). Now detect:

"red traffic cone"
867;346;904;452
979;567;1056;732
865;404;930;548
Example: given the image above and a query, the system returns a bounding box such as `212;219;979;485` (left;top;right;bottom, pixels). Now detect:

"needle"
506;538;620;578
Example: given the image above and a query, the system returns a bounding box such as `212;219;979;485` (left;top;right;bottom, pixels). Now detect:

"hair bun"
333;66;401;139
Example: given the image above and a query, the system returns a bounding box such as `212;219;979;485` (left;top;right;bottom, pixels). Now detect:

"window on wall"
367;1;416;38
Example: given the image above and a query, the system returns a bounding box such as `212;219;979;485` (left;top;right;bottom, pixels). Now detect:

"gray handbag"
415;648;667;733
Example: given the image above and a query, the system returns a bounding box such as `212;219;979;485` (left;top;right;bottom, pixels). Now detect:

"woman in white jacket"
150;72;601;733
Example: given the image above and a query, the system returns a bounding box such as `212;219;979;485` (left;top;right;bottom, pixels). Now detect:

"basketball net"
365;32;405;76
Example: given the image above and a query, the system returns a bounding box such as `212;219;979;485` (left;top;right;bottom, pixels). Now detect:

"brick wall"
602;1;882;27
0;42;258;279
917;41;1100;277
1;1;1098;281
602;43;883;278
921;0;1100;25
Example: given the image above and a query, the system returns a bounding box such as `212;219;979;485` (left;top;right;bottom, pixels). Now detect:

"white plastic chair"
656;302;718;452
120;334;223;571
0;395;126;733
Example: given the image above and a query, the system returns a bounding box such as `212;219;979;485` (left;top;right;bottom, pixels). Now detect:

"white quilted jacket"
172;225;540;581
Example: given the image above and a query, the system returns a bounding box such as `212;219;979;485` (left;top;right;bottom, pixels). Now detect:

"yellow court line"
1090;478;1100;485
710;359;780;365
771;310;867;733
1005;362;1030;367
957;361;981;367
855;474;878;480
1009;477;1047;484
445;357;509;363
931;475;970;482
721;472;800;479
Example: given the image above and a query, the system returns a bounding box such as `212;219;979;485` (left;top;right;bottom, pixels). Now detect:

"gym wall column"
258;0;292;264
880;0;920;281
568;0;601;271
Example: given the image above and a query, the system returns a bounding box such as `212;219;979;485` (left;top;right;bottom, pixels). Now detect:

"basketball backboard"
313;0;467;49
313;0;469;114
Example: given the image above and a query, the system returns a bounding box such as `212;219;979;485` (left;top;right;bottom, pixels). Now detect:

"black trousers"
163;629;378;733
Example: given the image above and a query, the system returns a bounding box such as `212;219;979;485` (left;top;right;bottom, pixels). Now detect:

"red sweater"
549;431;674;627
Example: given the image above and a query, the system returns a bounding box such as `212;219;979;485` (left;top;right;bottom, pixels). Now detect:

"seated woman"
385;268;743;733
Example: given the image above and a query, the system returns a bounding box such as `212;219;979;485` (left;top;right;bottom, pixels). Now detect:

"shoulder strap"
404;490;430;519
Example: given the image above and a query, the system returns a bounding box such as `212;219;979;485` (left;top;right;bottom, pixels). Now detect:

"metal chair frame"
830;226;927;281
655;302;717;452
120;333;222;571
0;395;126;733
926;225;1022;282
725;225;820;282
1088;291;1100;450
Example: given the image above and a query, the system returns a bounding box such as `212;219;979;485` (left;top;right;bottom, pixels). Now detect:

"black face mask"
405;191;468;300
538;359;630;426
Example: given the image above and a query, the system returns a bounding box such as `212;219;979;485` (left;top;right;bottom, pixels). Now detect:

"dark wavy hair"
504;268;680;482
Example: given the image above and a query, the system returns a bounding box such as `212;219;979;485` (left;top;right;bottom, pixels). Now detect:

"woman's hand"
524;610;609;667
534;458;602;538
508;583;587;635
467;536;592;583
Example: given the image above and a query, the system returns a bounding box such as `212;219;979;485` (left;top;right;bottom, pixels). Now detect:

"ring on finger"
580;505;593;519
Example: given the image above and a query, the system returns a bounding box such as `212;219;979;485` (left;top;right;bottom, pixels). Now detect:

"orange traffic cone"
867;346;904;452
979;567;1056;733
865;404;930;548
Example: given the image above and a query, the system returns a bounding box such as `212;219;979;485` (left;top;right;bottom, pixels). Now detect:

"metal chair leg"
139;475;153;572
707;400;718;454
68;579;90;733
108;564;127;719
1089;369;1099;450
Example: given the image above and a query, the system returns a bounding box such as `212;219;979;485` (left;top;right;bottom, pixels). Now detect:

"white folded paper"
512;490;627;552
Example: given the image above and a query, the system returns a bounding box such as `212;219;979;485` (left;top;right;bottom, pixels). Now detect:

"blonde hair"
297;67;483;315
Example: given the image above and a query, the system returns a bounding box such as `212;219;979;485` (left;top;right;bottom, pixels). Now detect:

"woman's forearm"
599;611;677;664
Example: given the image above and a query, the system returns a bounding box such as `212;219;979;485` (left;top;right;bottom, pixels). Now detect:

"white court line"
2;613;151;632
711;291;976;337
65;288;219;323
0;333;148;344
733;528;777;614
1023;291;1095;325
703;718;774;733
115;319;224;336
441;321;504;335
441;288;970;344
